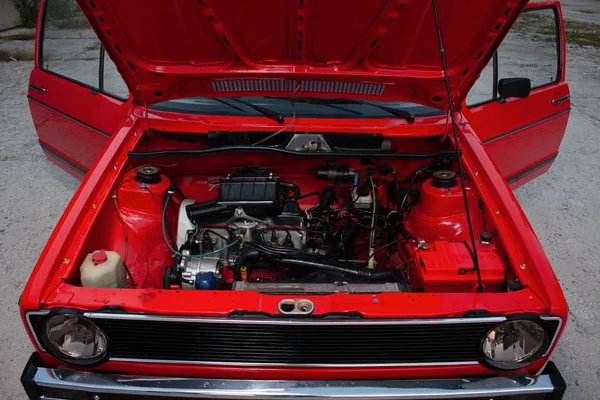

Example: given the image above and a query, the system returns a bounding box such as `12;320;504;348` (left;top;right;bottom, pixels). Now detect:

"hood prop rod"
431;0;483;292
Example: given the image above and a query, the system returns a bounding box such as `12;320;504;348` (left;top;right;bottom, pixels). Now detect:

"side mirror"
498;78;531;101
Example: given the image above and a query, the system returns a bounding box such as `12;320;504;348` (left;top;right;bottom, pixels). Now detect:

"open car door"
28;0;132;179
462;1;570;189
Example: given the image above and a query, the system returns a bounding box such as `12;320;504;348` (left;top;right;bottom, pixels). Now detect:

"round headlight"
41;313;109;366
481;319;548;370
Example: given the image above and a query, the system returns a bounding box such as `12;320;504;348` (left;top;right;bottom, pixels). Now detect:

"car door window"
41;0;101;88
466;7;560;107
102;50;129;100
41;0;129;99
497;8;560;88
466;57;495;107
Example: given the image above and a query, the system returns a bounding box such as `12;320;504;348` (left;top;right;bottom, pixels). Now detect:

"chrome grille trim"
109;358;479;368
80;312;506;325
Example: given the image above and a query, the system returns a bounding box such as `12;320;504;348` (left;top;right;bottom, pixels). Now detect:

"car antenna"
431;0;484;292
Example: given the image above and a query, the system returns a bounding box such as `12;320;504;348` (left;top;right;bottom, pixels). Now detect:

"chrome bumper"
21;354;566;399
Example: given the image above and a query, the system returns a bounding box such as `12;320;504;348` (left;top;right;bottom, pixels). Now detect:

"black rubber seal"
135;165;162;184
128;147;458;160
431;170;457;188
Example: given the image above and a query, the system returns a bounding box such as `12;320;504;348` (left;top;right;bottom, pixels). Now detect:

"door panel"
29;96;113;172
464;82;570;182
29;0;132;179
28;72;132;178
462;2;569;189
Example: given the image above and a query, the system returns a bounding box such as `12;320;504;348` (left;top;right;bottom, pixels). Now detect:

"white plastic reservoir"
80;250;128;288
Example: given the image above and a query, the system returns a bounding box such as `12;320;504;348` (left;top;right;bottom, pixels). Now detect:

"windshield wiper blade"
226;97;285;124
274;97;415;123
358;100;415;123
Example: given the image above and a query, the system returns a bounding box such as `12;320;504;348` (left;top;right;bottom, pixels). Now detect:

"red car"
20;0;570;398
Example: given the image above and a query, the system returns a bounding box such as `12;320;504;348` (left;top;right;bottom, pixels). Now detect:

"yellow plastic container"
80;250;127;288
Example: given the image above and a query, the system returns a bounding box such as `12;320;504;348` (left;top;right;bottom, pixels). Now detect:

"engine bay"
169;165;417;292
76;147;516;295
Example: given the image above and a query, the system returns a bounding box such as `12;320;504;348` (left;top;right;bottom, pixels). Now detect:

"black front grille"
29;314;560;366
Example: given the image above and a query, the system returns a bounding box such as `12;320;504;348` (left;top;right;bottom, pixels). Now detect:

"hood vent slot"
212;79;385;96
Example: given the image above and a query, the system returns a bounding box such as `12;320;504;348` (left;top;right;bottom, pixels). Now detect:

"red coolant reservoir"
412;241;506;292
406;170;481;242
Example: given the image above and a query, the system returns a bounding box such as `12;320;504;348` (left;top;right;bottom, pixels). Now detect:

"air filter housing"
218;168;280;207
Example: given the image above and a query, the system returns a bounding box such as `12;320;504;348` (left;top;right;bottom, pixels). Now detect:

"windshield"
150;96;444;119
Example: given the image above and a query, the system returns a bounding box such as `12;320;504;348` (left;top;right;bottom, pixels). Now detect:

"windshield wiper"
226;97;285;124
271;97;415;123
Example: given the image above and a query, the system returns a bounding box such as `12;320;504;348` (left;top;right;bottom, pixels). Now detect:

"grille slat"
28;314;560;366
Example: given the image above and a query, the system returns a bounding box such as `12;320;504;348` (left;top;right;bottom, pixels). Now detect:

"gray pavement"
0;60;80;400
1;2;600;399
560;0;600;23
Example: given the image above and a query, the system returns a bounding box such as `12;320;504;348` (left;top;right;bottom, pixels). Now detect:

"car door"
28;0;132;179
462;2;569;189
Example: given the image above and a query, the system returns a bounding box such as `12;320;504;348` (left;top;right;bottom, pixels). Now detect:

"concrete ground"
1;2;600;400
561;0;600;23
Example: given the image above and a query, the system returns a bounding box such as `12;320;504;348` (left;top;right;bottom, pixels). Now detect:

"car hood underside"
77;0;527;108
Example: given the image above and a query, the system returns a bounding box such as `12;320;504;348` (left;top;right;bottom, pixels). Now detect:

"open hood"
78;0;527;108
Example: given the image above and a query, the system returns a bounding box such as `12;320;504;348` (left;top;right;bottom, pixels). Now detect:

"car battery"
413;241;506;292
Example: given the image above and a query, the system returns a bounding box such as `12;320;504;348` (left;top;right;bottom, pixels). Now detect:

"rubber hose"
276;258;405;282
276;258;361;276
310;186;336;215
281;181;301;201
186;200;231;223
